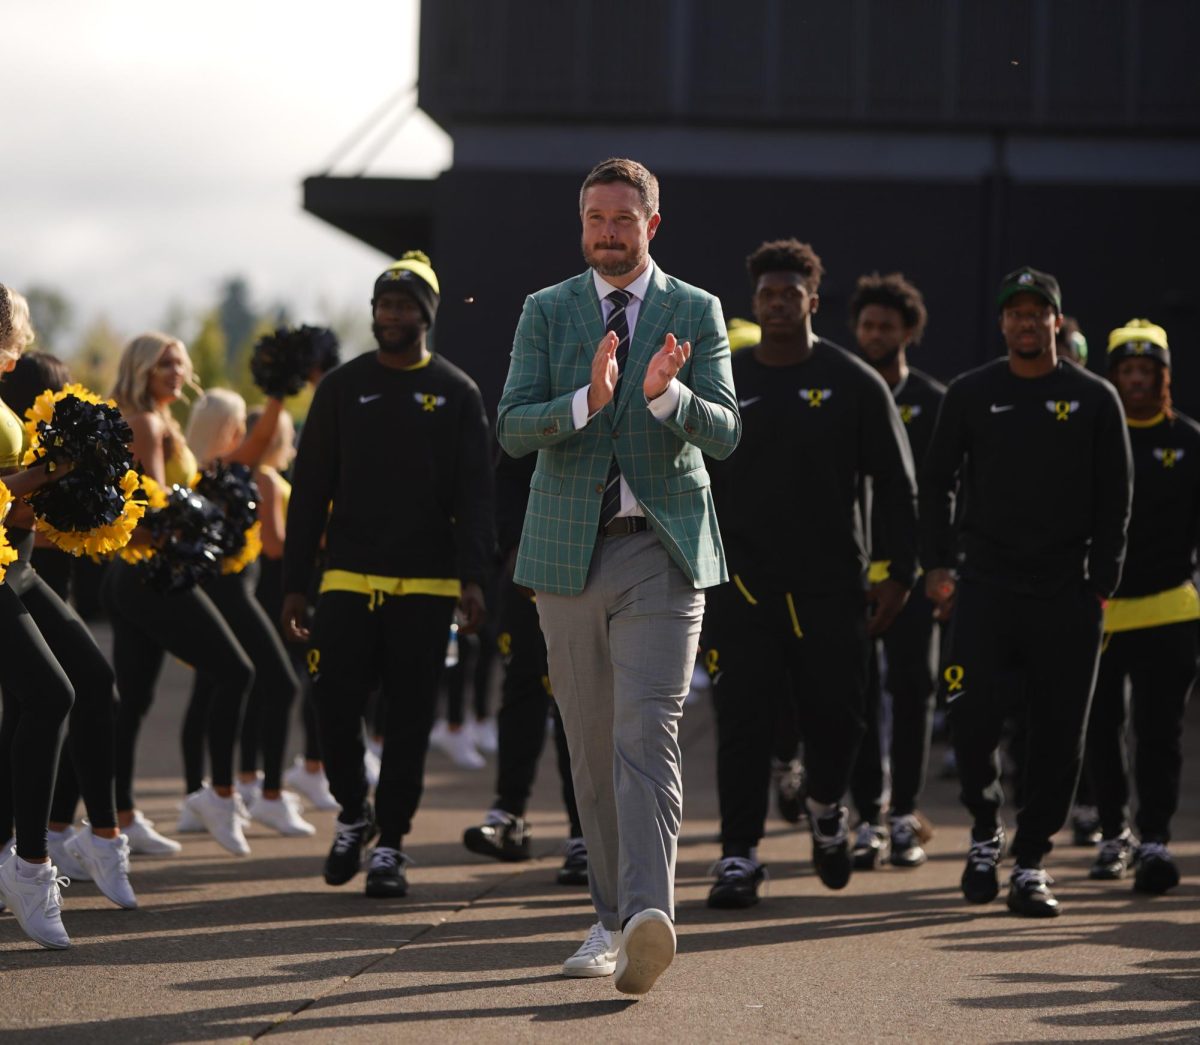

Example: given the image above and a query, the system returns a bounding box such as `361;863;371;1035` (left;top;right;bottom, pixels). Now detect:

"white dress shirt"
571;260;681;517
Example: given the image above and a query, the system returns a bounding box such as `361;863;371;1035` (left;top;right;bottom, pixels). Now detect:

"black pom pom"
27;394;135;534
193;462;259;561
250;325;340;398
138;486;226;593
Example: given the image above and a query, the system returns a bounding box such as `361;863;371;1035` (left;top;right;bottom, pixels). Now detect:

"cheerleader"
178;389;312;836
106;333;255;856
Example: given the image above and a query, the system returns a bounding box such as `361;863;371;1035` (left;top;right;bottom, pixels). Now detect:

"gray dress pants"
537;530;704;931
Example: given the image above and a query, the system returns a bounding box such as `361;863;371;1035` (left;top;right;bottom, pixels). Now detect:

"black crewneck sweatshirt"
283;352;494;594
1117;412;1200;598
920;357;1132;597
708;338;917;595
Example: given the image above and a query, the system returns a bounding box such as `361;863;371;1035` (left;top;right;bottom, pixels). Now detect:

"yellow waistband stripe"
319;570;461;611
1104;581;1200;633
732;574;758;606
784;592;804;638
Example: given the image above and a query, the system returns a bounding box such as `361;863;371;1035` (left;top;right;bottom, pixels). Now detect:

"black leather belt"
602;516;649;537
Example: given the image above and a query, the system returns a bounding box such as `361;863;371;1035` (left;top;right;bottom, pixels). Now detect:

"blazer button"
595;483;604;494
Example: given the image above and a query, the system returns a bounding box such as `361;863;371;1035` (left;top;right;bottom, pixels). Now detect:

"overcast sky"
3;1;450;347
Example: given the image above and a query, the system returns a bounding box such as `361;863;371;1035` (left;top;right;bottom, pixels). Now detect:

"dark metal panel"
689;0;774;116
1045;0;1128;125
865;0;948;119
1137;0;1200;125
957;0;1036;122
776;1;858;120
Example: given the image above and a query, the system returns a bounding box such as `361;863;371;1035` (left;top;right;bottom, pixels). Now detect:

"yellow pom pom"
221;521;262;575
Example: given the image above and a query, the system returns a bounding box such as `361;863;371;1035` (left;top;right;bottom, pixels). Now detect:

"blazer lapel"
568;271;606;367
613;265;674;425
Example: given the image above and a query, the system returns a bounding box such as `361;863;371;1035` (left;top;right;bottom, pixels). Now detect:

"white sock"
16;855;50;878
806;798;839;820
47;827;70;840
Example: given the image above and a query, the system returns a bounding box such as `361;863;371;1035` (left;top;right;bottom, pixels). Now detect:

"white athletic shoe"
0;845;9;911
236;772;264;810
47;827;92;882
282;758;339;811
249;793;317;837
123;811;182;855
468;717;499;754
561;921;621;978
433;724;486;770
0;848;71;949
65;825;137;910
176;799;205;833
182;787;250;856
615;909;676;995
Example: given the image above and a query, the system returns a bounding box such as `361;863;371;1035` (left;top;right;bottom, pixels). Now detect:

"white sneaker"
434;726;486;770
283;758;339;811
176;799;205;833
0;846;7;912
468;717;499;754
0;850;71;949
561;921;621;977
123;811;183;855
615;909;676;995
249;793;317;837
236;772;264;809
364;746;382;790
64;825;137;910
47;827;92;882
183;787;251;856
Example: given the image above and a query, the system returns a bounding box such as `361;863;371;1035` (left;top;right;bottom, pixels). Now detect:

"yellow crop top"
163;441;198;488
0;398;28;471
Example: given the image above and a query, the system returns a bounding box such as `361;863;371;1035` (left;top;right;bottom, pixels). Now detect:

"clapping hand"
644;333;691;400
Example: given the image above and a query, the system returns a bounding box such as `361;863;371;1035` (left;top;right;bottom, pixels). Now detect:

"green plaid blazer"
496;265;741;595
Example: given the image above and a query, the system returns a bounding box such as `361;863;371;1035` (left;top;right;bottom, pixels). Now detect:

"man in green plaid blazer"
496;159;739;996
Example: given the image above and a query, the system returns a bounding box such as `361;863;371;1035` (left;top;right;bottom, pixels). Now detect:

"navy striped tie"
598;288;631;527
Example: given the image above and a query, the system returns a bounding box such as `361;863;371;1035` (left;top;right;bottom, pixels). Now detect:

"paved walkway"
1;626;1197;1043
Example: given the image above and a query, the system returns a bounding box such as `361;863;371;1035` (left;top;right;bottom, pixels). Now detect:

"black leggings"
105;560;254;810
181;567;298;793
309;590;456;850
0;559;119;831
257;556;322;763
0;582;74;860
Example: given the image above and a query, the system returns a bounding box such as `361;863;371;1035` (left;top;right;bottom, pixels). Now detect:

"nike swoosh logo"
358;394;383;404
990;404;1014;414
738;396;764;408
946;691;965;704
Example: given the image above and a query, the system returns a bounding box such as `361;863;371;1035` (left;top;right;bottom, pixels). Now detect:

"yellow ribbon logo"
944;664;964;692
899;405;914;424
705;648;720;676
807;389;825;407
306;649;320;677
1162;449;1177;468
1053;400;1073;421
497;632;512;656
541;675;553;695
422;394;439;412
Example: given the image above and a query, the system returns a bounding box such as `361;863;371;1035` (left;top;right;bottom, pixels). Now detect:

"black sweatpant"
105;560;255;810
1085;620;1197;844
493;579;581;836
706;583;869;854
851;586;939;821
0;582;73;860
309;589;456;850
182;566;299;793
1;560;119;831
944;578;1103;866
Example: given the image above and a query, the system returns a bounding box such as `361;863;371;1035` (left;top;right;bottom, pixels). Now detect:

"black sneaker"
1133;842;1181;895
811;806;852;890
1071;805;1102;847
463;811;532;862
1089;830;1135;880
961;825;1007;904
889;813;929;868
324;812;377;886
707;856;767;909
1006;866;1060;917
772;758;807;825
851;822;887;870
364;846;410;898
557;836;589;886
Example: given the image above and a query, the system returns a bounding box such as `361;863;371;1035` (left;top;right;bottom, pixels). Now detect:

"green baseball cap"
997;266;1062;314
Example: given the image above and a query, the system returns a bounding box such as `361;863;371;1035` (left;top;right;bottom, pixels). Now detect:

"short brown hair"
746;239;824;295
579;158;660;218
848;272;929;343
